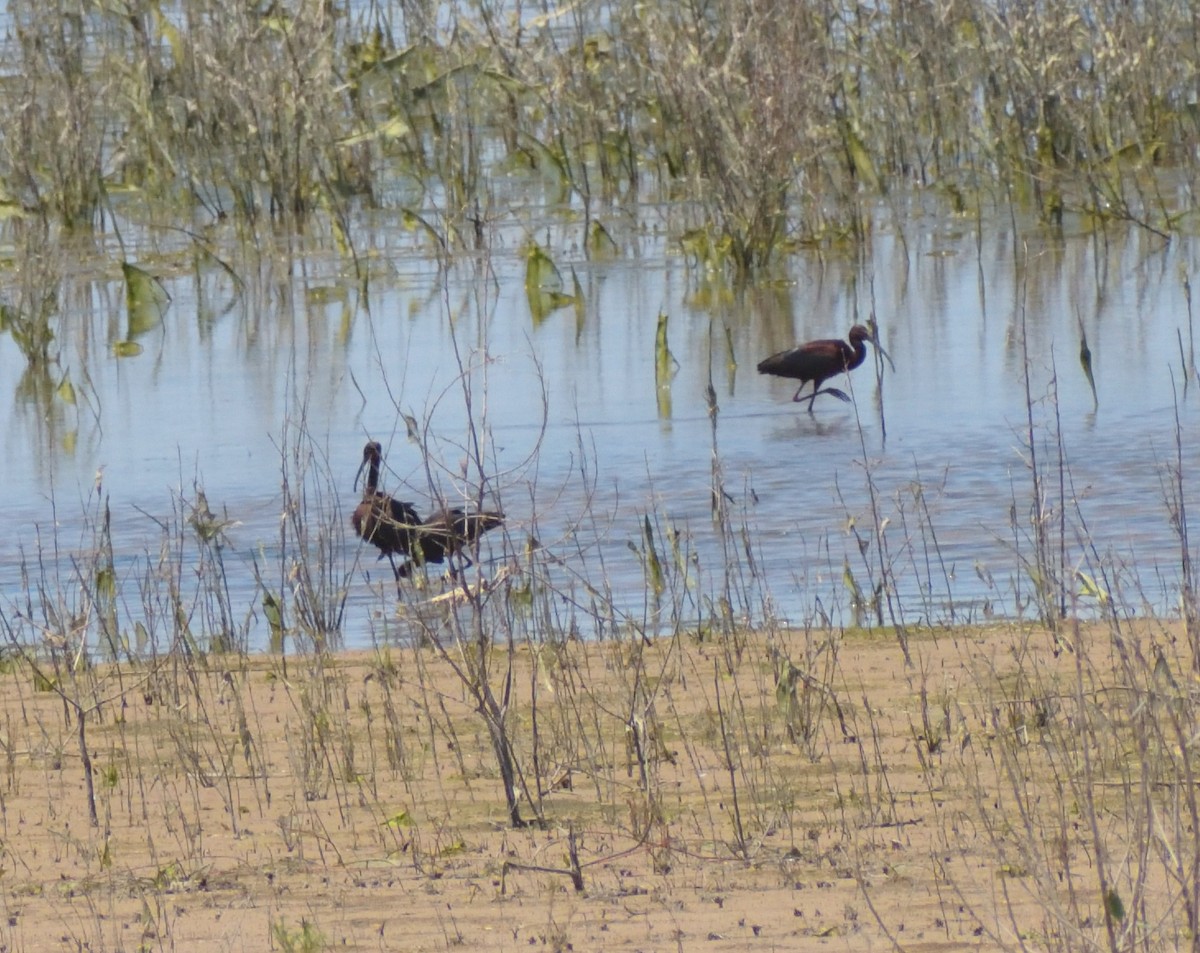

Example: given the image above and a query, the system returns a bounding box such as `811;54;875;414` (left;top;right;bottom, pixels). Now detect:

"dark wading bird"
352;441;422;582
352;441;505;583
757;324;893;413
407;507;506;577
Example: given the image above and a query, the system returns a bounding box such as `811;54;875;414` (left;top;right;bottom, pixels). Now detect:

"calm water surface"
2;210;1198;649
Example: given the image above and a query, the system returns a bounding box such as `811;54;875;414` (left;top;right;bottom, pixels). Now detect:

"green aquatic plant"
523;241;578;324
0;291;57;370
0;0;1195;268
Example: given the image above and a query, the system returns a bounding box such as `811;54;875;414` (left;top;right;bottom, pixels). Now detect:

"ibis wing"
756;340;846;380
416;508;504;560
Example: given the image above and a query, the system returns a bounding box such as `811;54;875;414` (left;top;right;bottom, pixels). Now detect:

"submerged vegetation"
0;0;1197;273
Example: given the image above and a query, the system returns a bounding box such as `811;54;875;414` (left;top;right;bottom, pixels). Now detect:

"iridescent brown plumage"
757;324;892;413
404;507;506;577
352;441;422;581
351;441;505;582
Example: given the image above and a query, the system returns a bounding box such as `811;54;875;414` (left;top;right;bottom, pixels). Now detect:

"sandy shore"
0;613;1187;951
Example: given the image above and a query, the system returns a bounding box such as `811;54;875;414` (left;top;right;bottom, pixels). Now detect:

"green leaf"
96;566;116;601
571;268;586;330
679;229;709;258
32;670;57;692
525;242;562;296
516;134;568;187
843;560;865;607
263;591;283;633
1079;324;1098;409
112;341;144;358
642;515;664;595
509;579;533;612
842;122;881;191
525;243;574;323
655;312;678;418
775;660;799;714
149;3;186;74
1075;570;1108;603
400;208;446;252
122;261;170;337
134;621;149;653
1104;888;1125;921
655;312;676;385
56;374;76;406
586;220;618;259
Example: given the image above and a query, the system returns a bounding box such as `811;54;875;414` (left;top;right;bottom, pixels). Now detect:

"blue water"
2;208;1198;650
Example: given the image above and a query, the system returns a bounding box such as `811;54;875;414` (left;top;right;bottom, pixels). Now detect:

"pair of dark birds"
757;324;893;412
351;441;504;582
351;326;883;577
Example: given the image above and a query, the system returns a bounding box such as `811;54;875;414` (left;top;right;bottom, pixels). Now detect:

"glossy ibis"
351;441;504;582
400;507;506;578
757;324;893;413
351;441;422;581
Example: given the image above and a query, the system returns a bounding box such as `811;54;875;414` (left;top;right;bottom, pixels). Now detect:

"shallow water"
2;208;1198;650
